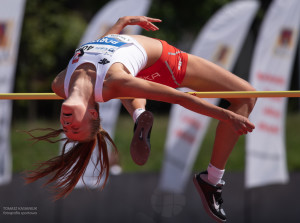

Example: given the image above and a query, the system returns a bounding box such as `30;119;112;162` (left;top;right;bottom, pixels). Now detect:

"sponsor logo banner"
246;0;300;188
0;0;26;185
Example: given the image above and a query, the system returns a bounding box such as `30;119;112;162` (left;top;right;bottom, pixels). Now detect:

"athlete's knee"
246;85;257;112
239;86;257;115
228;86;256;116
244;96;256;115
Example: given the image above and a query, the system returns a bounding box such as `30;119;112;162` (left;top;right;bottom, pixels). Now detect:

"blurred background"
0;0;300;223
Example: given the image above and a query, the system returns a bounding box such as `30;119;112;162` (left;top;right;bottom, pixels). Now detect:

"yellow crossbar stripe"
0;91;300;100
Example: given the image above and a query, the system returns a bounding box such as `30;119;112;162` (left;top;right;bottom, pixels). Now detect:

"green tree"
15;0;87;120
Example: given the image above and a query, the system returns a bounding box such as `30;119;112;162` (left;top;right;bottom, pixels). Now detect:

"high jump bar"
0;91;300;100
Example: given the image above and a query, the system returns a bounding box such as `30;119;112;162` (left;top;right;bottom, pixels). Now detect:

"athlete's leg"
180;54;256;170
121;99;146;118
182;54;256;223
121;99;154;166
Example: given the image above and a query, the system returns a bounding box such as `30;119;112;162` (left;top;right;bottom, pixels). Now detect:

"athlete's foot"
193;171;226;223
130;111;153;165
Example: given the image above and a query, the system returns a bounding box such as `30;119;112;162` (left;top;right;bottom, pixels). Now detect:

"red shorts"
136;40;188;88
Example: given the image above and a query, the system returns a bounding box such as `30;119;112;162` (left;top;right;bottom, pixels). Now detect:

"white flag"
158;0;259;193
0;0;26;185
245;0;300;188
73;0;152;187
299;37;300;111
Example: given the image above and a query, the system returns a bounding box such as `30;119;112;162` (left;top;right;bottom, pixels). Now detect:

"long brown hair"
25;104;117;200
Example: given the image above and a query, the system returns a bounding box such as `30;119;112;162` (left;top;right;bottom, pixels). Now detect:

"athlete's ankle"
206;163;225;186
133;108;146;123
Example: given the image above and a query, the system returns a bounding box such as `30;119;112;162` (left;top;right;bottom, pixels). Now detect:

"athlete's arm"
101;16;161;38
52;69;67;99
104;73;255;135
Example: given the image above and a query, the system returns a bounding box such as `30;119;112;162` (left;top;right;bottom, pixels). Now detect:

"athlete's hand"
101;16;161;38
225;111;255;135
122;16;162;31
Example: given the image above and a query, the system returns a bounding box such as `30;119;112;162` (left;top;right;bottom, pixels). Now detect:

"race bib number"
77;36;132;56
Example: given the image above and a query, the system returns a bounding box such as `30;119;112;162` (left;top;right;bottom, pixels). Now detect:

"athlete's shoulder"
52;69;67;99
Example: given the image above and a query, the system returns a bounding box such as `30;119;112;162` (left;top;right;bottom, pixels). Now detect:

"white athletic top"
64;34;147;102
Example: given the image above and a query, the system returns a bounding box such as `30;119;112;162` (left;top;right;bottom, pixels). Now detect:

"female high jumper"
26;16;256;223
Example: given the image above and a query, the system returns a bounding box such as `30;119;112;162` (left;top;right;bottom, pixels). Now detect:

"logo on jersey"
88;37;127;47
80;45;94;52
138;72;161;81
178;57;182;70
98;58;110;65
72;49;84;64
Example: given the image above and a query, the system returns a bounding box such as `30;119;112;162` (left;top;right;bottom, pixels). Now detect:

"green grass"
11;113;300;173
285;113;300;171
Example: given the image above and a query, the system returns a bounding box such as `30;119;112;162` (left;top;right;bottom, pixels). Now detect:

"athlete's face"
60;102;98;141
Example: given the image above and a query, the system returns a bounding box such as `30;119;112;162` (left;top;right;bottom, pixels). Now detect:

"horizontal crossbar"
186;90;300;98
0;91;299;100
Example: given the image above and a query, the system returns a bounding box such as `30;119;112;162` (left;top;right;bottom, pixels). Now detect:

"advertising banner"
245;0;300;188
0;0;26;185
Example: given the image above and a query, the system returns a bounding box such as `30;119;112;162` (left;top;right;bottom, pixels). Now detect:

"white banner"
158;0;259;193
245;0;300;188
0;0;26;185
299;37;300;111
73;0;152;187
